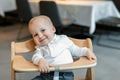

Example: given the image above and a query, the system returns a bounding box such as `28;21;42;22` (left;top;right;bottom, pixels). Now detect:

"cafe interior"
0;0;120;80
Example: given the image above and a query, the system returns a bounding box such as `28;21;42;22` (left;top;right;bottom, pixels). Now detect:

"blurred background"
0;0;120;80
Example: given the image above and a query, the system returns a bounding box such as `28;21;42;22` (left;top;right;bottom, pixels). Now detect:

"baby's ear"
52;26;56;32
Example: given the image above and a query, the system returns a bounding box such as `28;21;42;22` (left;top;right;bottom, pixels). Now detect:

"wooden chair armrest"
13;56;96;72
13;56;38;72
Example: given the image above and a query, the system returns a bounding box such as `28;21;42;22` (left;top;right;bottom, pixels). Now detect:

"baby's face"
29;21;56;46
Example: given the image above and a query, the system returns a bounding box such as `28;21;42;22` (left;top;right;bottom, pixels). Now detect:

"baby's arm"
38;58;51;73
67;39;96;60
32;48;52;73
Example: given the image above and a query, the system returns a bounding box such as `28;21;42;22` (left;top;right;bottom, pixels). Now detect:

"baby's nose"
38;33;43;38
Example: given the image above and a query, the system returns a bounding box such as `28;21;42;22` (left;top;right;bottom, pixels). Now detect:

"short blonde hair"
29;15;54;28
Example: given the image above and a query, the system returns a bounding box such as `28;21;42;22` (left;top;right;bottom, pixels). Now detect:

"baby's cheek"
34;39;39;45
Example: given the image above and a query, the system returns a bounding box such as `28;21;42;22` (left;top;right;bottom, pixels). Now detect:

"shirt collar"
35;34;57;49
49;34;57;45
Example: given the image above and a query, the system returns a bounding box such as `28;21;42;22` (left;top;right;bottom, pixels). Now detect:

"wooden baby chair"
11;38;96;80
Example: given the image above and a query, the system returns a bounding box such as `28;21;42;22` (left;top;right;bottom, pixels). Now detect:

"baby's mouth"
39;38;46;42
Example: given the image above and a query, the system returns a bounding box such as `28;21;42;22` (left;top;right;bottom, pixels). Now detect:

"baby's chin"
39;42;49;46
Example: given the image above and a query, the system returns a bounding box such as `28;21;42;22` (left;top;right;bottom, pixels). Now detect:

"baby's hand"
38;58;51;73
85;49;96;60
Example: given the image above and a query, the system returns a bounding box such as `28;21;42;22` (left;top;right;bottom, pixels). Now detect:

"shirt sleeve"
70;46;88;58
32;47;44;65
64;36;88;58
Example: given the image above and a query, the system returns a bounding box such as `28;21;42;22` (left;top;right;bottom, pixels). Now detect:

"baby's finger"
49;64;54;67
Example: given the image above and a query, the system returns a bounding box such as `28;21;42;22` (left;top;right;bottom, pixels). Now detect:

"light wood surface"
13;55;96;72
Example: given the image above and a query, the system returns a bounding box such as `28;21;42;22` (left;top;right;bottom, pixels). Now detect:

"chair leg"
11;68;15;80
16;23;24;41
85;68;94;80
56;27;62;35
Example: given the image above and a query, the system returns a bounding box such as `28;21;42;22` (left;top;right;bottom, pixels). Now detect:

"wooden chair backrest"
12;38;92;54
12;39;36;54
69;38;92;51
11;38;92;61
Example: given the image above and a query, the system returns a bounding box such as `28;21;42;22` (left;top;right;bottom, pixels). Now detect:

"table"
0;0;16;17
29;0;120;34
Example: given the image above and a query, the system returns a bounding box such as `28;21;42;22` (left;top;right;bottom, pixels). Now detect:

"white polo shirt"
32;34;88;65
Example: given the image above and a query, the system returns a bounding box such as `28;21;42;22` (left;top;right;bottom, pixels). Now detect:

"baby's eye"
33;34;38;37
41;29;46;32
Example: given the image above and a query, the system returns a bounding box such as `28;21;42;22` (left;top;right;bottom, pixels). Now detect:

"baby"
28;15;96;80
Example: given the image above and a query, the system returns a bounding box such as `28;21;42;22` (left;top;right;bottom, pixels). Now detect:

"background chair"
96;0;120;28
39;1;76;34
11;38;96;80
15;0;33;40
39;1;94;39
113;0;120;12
96;0;120;49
